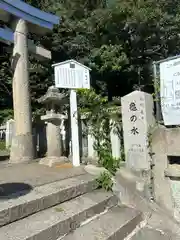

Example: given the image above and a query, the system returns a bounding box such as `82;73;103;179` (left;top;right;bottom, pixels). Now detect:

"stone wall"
152;125;180;222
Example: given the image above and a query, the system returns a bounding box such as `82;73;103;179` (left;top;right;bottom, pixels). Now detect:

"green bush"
96;171;113;191
78;88;122;191
0;140;6;150
97;149;120;175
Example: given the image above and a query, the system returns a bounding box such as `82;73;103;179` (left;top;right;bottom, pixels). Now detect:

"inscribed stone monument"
121;91;155;172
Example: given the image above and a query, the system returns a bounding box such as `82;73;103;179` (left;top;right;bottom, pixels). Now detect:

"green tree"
1;0;180;122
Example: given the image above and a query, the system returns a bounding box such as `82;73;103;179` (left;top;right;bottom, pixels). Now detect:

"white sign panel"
160;57;180;125
54;66;90;89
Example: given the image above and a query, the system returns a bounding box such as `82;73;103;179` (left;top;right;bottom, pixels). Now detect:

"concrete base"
39;156;69;167
9;133;34;163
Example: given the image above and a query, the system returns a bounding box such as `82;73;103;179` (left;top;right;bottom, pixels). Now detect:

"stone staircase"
0;172;152;240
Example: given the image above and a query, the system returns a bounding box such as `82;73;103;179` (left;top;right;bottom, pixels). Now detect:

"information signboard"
160;57;180;125
53;59;90;89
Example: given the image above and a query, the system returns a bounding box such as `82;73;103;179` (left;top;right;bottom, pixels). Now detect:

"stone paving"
0;160;86;188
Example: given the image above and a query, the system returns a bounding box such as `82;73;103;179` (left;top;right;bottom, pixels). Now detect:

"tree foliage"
1;0;180;122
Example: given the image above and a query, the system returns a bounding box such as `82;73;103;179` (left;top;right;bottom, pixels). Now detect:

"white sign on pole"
52;59;91;167
53;59;90;89
160;57;180;125
70;89;80;166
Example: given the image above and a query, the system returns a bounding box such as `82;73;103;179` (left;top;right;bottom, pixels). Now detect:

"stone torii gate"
0;0;60;163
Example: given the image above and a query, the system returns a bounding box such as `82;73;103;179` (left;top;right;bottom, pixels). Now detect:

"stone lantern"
38;86;68;167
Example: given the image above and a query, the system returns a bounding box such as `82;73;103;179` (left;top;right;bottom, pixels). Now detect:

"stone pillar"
46;122;62;158
6;119;15;149
80;118;88;158
121;91;155;198
10;19;34;163
60;117;67;155
110;119;121;159
87;126;98;164
79;116;88;164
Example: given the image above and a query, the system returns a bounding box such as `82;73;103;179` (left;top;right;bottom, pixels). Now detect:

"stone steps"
130;227;171;240
0;189;117;240
61;206;142;240
0;171;146;240
0;174;97;226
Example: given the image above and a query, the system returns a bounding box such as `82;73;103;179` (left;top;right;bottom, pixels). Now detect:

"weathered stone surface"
84;164;109;176
38;86;67;105
87;126;98;164
0;174;97;226
63;206;142;240
131;227;170;240
47;122;64;158
115;168;150;200
39;156;69;167
0;190;117;240
10;19;34;163
0;162;86;187
165;165;180;177
151;125;180;220
9;133;35;163
114;170;180;238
